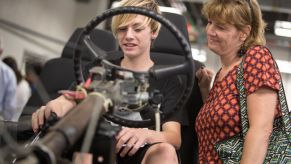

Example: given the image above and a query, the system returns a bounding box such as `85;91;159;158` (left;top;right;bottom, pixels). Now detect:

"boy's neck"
121;55;154;72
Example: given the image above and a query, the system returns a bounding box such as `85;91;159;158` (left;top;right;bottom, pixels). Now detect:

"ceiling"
157;0;291;46
110;0;291;36
181;0;290;33
108;0;291;46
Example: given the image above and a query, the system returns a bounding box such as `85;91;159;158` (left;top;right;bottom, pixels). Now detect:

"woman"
32;0;183;163
0;48;17;121
195;0;283;163
3;56;31;122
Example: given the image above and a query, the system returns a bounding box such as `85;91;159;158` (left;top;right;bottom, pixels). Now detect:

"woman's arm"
240;87;277;164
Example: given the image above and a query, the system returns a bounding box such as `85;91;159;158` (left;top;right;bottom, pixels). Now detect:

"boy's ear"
151;31;159;40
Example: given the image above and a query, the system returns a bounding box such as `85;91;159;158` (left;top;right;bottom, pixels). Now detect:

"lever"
12;112;59;163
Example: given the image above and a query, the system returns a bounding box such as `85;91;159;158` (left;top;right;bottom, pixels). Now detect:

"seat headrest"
62;11;189;61
61;28;118;61
105;11;190;65
151;12;190;56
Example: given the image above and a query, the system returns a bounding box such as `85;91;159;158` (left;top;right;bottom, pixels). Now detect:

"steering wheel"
73;6;194;127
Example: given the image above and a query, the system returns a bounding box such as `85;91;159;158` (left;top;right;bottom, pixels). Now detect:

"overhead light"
160;6;182;15
274;20;291;37
111;1;121;8
110;3;183;15
276;60;291;74
191;48;207;62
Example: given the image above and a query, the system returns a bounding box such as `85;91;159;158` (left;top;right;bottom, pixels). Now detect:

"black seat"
22;28;118;116
150;11;203;164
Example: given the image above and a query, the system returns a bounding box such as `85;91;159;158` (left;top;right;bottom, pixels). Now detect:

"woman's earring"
239;46;246;57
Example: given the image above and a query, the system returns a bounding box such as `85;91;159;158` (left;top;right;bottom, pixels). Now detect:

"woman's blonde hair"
202;0;266;50
111;0;161;36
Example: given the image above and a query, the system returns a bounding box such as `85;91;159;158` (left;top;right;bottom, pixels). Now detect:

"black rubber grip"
40;112;59;133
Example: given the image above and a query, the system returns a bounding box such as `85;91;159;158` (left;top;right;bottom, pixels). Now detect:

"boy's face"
116;15;157;59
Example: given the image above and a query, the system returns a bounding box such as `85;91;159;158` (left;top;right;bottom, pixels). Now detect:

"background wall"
0;0;108;68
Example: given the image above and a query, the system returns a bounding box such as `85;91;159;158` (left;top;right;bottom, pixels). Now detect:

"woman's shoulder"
245;45;273;64
243;45;280;94
246;45;272;57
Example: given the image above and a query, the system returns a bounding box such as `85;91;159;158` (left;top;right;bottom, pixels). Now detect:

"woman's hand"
196;67;214;102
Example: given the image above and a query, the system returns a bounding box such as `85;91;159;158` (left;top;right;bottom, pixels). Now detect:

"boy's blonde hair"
111;0;161;36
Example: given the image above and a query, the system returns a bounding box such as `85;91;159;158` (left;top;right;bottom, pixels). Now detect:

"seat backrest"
150;11;190;65
61;28;118;60
148;11;204;164
152;12;190;56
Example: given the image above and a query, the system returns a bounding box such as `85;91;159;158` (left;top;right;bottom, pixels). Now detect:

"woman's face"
116;15;156;59
205;19;244;57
